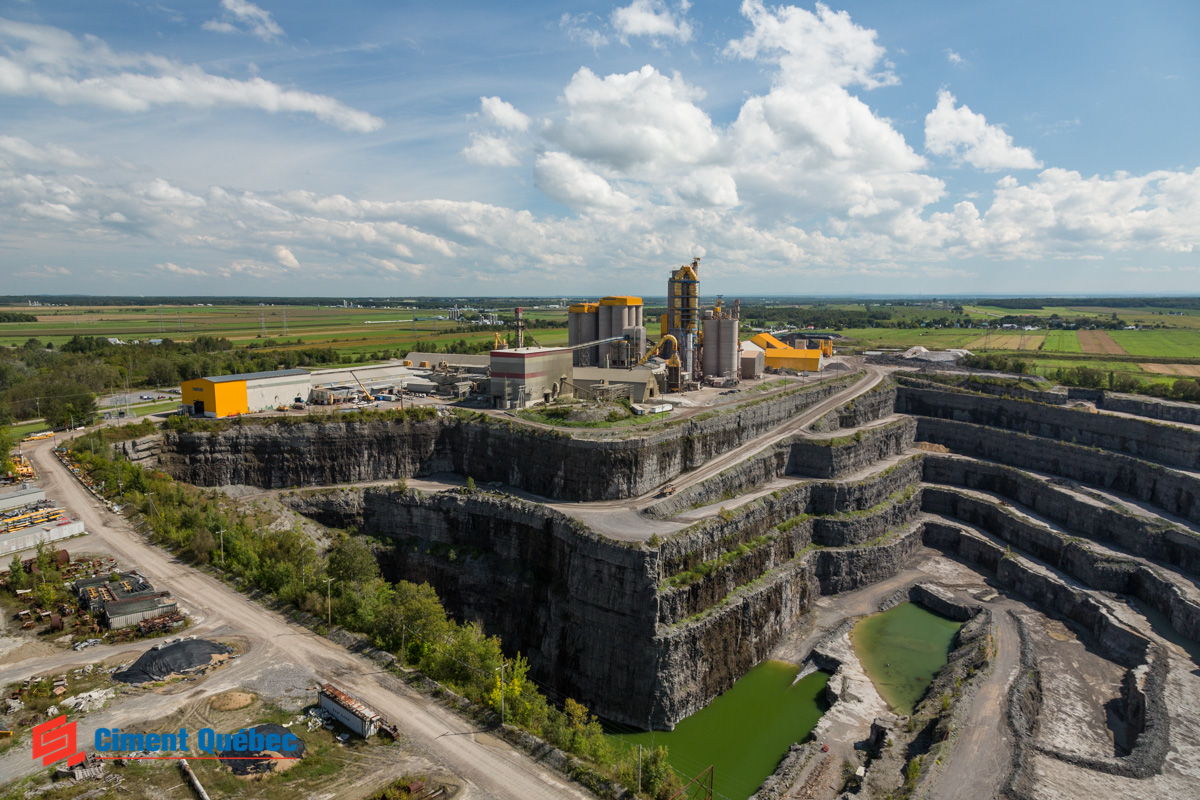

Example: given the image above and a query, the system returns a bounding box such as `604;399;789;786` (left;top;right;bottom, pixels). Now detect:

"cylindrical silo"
702;318;720;376
718;319;739;377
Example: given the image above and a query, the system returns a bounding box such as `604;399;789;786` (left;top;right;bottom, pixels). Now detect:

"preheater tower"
666;258;701;379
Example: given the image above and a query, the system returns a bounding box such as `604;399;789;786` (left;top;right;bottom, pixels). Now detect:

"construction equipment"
348;370;374;402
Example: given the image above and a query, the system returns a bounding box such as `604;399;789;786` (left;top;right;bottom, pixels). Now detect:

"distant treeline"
975;297;1200;311
0;296;593;309
0;312;38;323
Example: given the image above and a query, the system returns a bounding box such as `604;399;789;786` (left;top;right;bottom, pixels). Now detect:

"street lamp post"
495;662;505;726
214;528;224;566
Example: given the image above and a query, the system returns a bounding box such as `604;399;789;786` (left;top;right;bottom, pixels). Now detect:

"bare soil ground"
1078;329;1128;354
965;334;1044;350
1139;362;1200;376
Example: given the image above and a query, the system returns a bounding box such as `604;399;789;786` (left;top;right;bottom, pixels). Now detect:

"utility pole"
495;662;505;726
324;578;335;628
214;528;224;565
400;623;407;668
638;744;642;792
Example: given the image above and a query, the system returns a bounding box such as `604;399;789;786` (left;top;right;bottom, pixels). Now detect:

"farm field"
1140;364;1200;377
1077;330;1127;355
1039;330;1082;353
964;333;1045;351
833;328;978;350
0;303;570;357
1108;329;1200;358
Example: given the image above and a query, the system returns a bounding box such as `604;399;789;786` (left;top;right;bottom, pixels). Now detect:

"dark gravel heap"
114;639;233;684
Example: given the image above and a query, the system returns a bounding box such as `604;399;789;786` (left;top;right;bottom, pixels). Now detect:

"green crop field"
1107;329;1200;358
0;303;570;358
835;328;978;350
1040;330;1082;353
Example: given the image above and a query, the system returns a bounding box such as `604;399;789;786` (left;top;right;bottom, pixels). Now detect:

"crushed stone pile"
218;723;306;774
61;688;115;713
114;639;233;684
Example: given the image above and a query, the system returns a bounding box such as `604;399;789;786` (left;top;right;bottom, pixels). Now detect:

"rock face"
110;434;163;469
898;385;1200;470
287;450;929;729
914;416;1200;525
157;375;860;501
1098;391;1200;426
923;455;1200;574
787;418;916;478
810;381;897;432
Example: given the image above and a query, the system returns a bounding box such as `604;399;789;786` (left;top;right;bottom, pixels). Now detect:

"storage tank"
702;318;720;376
718;319;739;378
568;303;599;366
599;296;642;367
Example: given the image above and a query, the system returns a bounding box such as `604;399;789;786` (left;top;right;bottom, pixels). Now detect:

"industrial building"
749;332;830;372
568;297;647;368
572;366;661;403
74;571;177;629
0;485;45;513
0;520;84;557
490;347;574;407
665;259;701;380
182;368;310;418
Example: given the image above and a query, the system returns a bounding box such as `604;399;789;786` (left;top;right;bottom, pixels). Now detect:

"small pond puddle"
851;601;962;715
610;660;829;800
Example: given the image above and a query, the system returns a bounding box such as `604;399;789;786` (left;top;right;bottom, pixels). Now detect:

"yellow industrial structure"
181;368;310;418
665;259;701;378
749;333;830;372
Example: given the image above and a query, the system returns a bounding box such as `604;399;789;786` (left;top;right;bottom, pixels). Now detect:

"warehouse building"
490;347;574;408
182;369;310;418
0;520;85;557
0;485;45;514
73;571;177;629
572;366;660;403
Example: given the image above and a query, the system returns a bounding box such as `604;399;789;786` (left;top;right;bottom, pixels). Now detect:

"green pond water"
611;661;829;800
851;601;963;715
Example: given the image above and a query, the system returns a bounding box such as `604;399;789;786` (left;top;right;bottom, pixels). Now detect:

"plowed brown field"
1079;330;1127;354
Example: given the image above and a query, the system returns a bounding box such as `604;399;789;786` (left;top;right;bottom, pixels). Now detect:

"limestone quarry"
118;366;1200;800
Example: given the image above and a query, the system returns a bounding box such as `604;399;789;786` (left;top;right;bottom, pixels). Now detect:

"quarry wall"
156;374;861;502
898;385;1200;470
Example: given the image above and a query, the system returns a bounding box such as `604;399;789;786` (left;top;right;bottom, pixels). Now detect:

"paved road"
0;439;596;800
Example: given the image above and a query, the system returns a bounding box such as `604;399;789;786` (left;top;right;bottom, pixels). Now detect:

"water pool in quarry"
612;661;830;800
851;601;963;715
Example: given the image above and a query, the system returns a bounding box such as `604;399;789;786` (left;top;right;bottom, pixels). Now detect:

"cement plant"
2;270;1199;800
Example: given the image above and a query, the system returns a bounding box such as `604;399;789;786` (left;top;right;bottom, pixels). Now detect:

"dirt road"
1;439;596;800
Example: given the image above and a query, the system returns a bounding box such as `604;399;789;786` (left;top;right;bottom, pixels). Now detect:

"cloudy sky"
1;0;1198;297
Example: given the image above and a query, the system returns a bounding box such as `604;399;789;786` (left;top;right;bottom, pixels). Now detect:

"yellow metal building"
181;368;310;418
749;333;825;372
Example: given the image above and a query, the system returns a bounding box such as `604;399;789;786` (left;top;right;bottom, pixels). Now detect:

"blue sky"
1;0;1197;297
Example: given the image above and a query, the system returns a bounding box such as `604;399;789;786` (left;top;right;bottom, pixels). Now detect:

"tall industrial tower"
665;258;701;380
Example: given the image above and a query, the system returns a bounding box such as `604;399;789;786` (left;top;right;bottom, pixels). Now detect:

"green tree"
326;534;380;583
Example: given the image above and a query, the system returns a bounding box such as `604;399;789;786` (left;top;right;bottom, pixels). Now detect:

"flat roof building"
181;368;310;418
490;347;573;408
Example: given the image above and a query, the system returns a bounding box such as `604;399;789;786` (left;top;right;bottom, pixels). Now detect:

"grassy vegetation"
62;437;682;800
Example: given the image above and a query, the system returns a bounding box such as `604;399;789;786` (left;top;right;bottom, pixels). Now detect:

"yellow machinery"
636;335;684;392
348;370;374;402
0;507;64;534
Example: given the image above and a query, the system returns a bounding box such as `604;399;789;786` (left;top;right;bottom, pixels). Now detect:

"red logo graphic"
32;716;85;768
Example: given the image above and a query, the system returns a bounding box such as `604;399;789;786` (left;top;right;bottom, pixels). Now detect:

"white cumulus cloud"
0;17;381;132
925;89;1041;171
203;0;284;42
479;96;530;132
612;0;694;44
463;134;522;167
273;244;299;268
534;152;635;213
